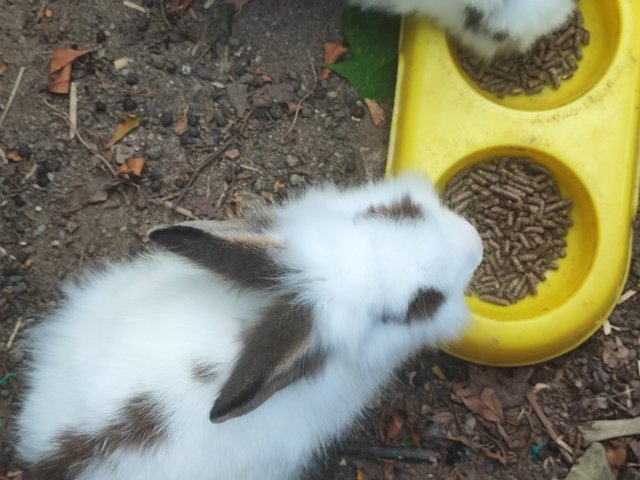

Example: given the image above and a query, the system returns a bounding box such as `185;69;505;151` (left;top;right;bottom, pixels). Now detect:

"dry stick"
6;317;24;351
580;417;640;444
338;444;437;462
282;51;318;142
42;98;117;178
69;81;78;140
0;66;26;128
173;135;238;207
526;390;574;464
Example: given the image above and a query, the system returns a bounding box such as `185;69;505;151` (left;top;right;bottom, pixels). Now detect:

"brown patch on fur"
149;225;284;289
191;360;220;383
365;195;423;221
30;393;168;479
210;295;327;423
406;288;445;322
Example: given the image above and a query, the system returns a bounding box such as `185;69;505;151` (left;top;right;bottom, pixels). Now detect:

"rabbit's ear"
210;296;326;423
148;220;283;289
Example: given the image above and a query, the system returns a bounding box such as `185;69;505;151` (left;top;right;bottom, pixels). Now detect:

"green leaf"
327;6;400;101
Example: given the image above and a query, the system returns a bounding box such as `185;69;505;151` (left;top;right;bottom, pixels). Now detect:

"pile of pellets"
456;9;590;98
444;157;572;305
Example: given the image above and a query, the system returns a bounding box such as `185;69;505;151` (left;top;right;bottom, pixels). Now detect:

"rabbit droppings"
17;176;482;480
349;0;577;59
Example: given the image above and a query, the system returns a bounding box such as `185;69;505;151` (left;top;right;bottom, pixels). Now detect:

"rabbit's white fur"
17;176;482;480
349;0;576;58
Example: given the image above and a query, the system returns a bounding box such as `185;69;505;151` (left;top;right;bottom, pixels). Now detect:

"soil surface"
1;1;640;479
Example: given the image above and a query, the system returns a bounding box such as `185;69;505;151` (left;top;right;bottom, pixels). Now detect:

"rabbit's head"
149;175;482;423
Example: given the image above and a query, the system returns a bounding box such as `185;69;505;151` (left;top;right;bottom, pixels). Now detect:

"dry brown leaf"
479;388;504;424
320;42;348;80
451;384;503;424
48;48;90;94
64;180;120;214
7;150;22;162
382;410;405;444
431;411;455;424
104;114;140;149
226;82;249;116
173;108;189;136
383;459;395;480
116;157;145;181
364;98;385;126
603;337;630;369
606;444;628;476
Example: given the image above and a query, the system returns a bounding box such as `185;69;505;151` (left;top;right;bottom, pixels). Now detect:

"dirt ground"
1;1;640;479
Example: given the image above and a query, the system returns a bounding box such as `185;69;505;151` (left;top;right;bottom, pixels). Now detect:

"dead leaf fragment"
226;82;249;116
116;157;145;181
451;384;504;424
104;114;140;149
364;98;385;126
113;57;134;71
64;180;121;214
379;410;405;444
7;150;23;162
320;41;348;80
48;48;90;94
606;444;627;476
173;107;189;136
602;337;630;369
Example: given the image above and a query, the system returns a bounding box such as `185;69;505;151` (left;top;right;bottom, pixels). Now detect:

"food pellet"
455;9;590;98
443;157;573;305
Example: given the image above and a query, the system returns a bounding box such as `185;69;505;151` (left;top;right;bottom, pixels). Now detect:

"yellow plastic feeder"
387;0;640;366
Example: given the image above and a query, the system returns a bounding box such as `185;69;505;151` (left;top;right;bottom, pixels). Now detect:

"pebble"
122;97;138;111
96;30;107;43
285;155;300;168
181;64;192;76
160;112;173;127
65;221;80;234
212;110;227;127
147;145;163;160
188;126;200;138
135;197;148;210
334;125;348;140
301;106;312;118
45;158;61;172
150;179;162;193
350;103;365;118
51;240;60;248
126;73;138;86
95;101;107;113
290;174;305;187
343;89;359;106
194;64;216;81
166;62;177;74
9;346;25;363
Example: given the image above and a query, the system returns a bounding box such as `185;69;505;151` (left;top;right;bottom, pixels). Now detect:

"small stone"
126;73;138;86
228;36;241;48
160;112;173;127
122;97;137;111
45;157;61;172
95;101;107;113
188;114;199;127
290;174;305;187
301;106;312;118
343;89;359;106
17;145;31;159
350;103;365;118
188;126;200;138
65;221;80;234
326;91;339;100
36;172;50;188
51;240;60;247
15;251;28;263
334;125;348;140
147;145;163;160
212;110;227;127
194;64;215;81
268;103;285;120
9;346;25;363
180;64;192;76
135;197;147;210
0;390;8;398
150;179;162;193
165;62;177;74
285;155;300;168
96;30;107;43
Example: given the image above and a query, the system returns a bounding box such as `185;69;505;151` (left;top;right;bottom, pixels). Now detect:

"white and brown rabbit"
16;175;482;480
349;0;577;58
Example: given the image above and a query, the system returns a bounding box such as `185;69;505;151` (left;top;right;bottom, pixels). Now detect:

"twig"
526;389;573;464
281;51;317;142
69;81;78;140
0;145;7;165
238;164;262;173
157;0;171;28
173;135;237;207
42;98;117;178
150;199;199;220
6;317;24;351
0;66;26;128
580;417;640;444
337;444;437;462
123;0;149;15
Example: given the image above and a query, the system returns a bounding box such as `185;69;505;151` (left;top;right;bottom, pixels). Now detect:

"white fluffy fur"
349;0;576;58
16;175;482;480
